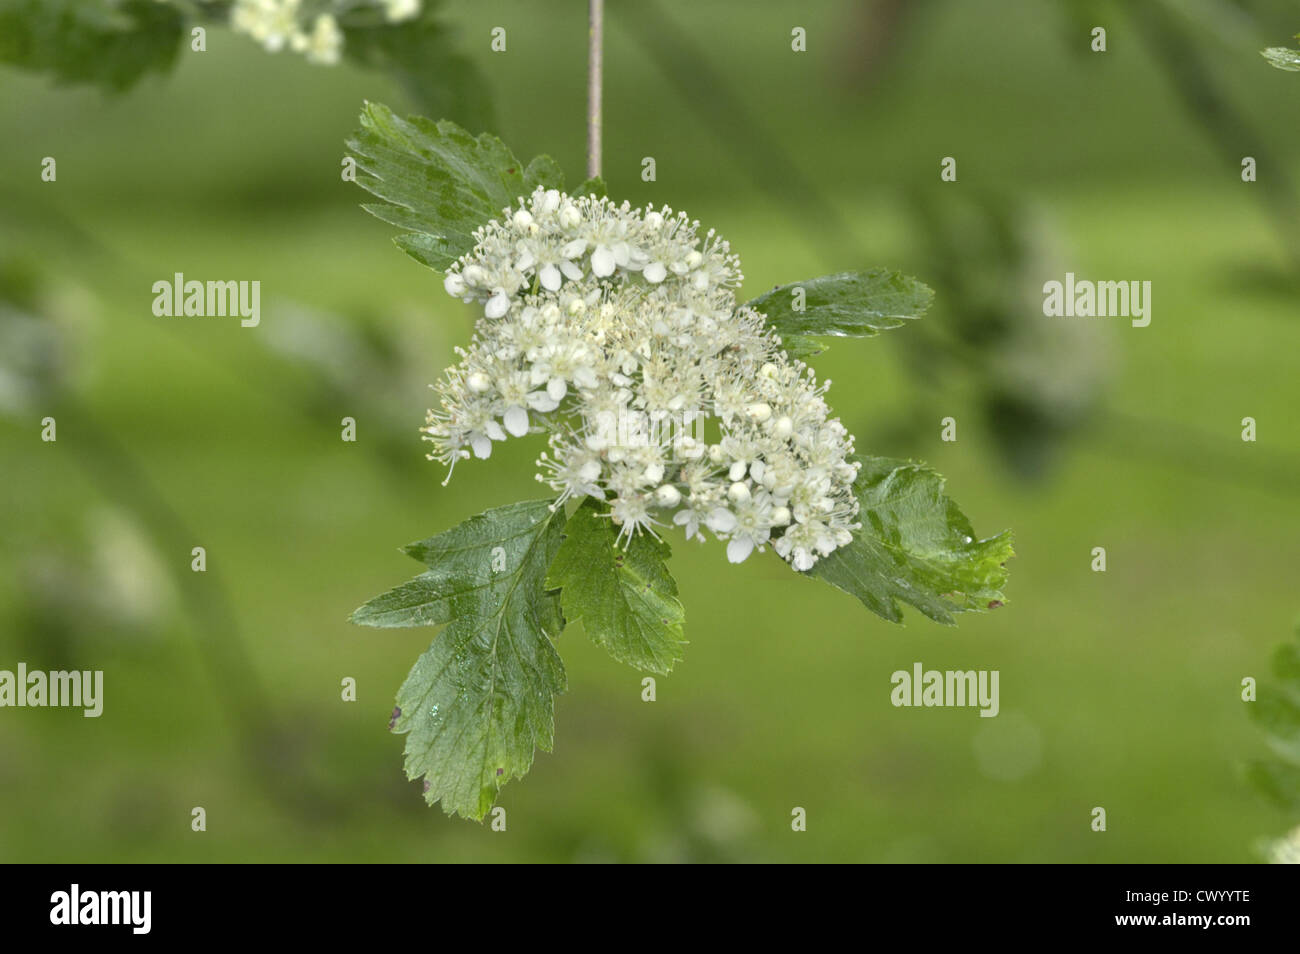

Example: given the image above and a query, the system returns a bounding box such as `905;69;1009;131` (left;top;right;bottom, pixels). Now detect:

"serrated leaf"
573;175;608;197
346;102;565;271
809;455;1012;625
1262;46;1300;71
744;268;934;358
351;499;566;819
546;498;686;675
0;0;184;91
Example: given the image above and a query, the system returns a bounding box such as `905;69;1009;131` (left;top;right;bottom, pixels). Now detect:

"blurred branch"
588;0;604;179
1130;0;1300;269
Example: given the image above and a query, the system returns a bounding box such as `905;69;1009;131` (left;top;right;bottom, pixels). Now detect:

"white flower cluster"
424;187;861;571
227;0;420;65
1267;825;1300;864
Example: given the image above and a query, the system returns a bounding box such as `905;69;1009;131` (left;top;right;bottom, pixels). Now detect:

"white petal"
443;273;466;296
485;293;510;319
643;262;667;283
469;434;492;459
539;263;562;291
503;405;530;437
526;392;559;412
591;245;616;277
655;485;681;508
559;260;584;281
484;420;506;441
727;537;755;564
546;377;568;402
560;239;587;259
705;507;737;534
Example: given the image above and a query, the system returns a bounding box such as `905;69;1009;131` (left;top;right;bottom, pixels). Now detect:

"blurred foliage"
0;0;493;127
1247;620;1300;862
2;0;1300;861
891;189;1108;482
1247;622;1300;812
0;0;184;92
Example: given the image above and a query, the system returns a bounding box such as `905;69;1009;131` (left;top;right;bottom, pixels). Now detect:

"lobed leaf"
744;268;934;358
351;499;566;819
346;102;565;271
809;455;1012;625
547;498;686;675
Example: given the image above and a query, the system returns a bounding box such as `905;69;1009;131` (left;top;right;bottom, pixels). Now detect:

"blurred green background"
2;0;1299;862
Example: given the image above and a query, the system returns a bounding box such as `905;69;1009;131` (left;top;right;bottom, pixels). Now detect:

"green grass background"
2;0;1298;862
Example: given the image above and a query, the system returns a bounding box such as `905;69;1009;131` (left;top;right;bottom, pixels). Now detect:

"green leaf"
346;102;565;272
340;7;496;131
0;0;184;91
1250;684;1300;746
351;499;567;819
1247;623;1300;809
809;455;1012;625
743;268;934;358
573;175;608;198
1247;760;1300;812
1262;46;1300;71
546;498;686;675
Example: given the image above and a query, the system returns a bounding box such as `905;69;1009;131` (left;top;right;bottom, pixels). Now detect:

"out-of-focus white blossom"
226;0;419;63
1266;825;1300;864
423;188;861;570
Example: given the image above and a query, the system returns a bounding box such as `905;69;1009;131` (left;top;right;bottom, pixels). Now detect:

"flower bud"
654;484;681;507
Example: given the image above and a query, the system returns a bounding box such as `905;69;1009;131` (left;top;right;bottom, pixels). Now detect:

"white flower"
502;406;530;437
304;14;342;65
422;187;861;569
383;0;422;23
229;0;352;65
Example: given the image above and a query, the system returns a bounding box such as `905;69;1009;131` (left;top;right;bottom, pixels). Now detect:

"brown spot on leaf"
987;600;1003;609
388;706;401;729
